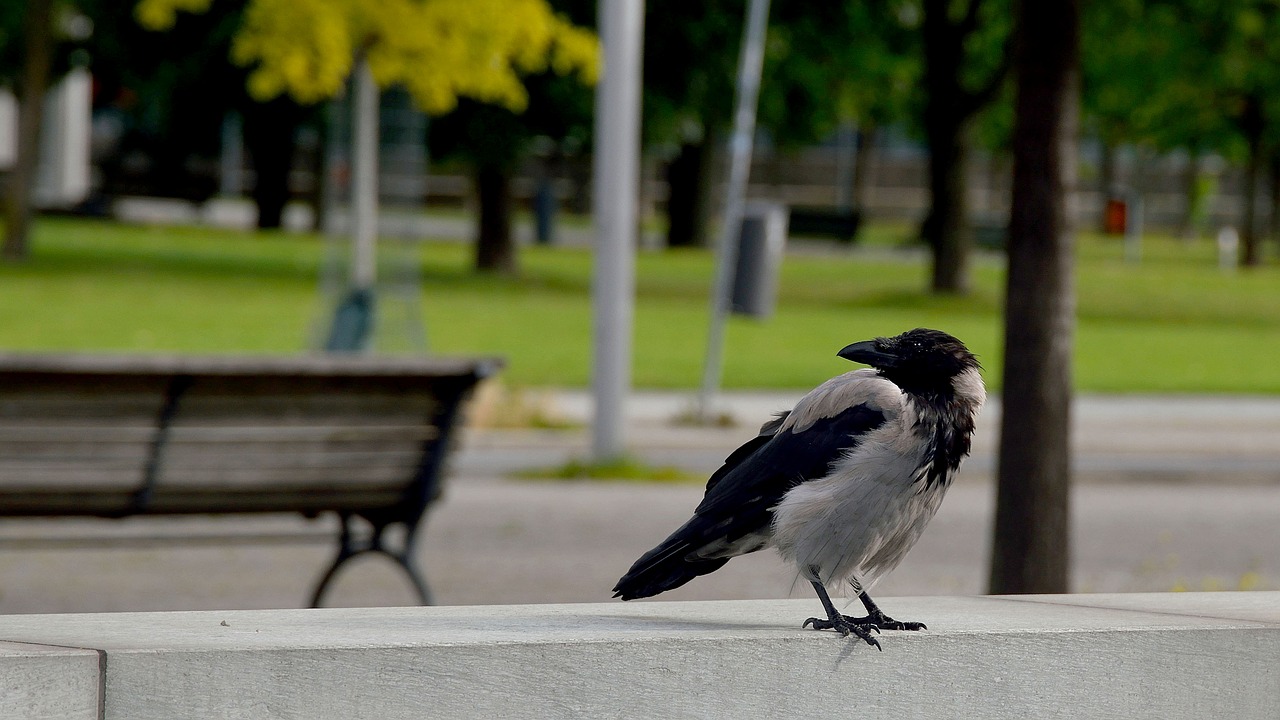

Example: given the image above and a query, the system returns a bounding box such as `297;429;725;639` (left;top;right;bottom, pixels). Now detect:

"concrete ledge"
0;641;100;719
1;592;1277;719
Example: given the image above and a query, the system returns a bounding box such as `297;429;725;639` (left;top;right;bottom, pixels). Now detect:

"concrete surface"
0;393;1277;613
1;480;1277;614
479;390;1280;482
0;593;1275;719
0;641;99;719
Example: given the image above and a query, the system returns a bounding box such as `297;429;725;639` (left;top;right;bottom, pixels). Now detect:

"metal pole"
219;112;243;198
696;0;771;420
591;0;644;461
351;59;378;290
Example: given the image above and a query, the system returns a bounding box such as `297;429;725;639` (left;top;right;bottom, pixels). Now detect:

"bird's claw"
844;613;926;632
802;616;883;650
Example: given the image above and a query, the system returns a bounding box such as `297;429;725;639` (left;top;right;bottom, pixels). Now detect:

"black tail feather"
612;557;729;600
612;539;729;600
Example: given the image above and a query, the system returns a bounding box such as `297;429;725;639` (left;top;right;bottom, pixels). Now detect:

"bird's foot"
802;615;882;650
843;611;926;632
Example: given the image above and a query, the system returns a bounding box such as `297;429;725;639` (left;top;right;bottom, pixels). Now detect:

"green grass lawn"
2;216;1278;393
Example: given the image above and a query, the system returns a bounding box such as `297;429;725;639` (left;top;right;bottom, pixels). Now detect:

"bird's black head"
837;328;980;396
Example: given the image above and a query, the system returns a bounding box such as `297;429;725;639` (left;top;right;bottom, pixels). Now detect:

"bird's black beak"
837;340;898;368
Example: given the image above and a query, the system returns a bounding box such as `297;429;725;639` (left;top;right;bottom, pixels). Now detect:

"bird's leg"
801;576;882;650
839;590;927;631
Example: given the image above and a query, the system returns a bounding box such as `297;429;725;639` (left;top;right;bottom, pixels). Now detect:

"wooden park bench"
0;353;502;607
787;206;862;243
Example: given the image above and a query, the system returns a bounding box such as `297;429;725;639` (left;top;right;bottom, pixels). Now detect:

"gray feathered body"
613;330;985;603
772;367;985;590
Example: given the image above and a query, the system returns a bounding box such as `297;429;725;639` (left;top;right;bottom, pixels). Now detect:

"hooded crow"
612;328;985;649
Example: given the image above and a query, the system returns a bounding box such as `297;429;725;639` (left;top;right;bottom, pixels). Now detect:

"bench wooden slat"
0;426;156;442
0;454;420;480
0;488;411;516
0;425;437;441
0;466;144;488
0;352;503;379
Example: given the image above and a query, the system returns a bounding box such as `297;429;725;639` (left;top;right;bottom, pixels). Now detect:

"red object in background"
1104;198;1127;235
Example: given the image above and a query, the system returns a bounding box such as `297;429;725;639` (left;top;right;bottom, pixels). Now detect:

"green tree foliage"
426;0;595;274
429;70;594;274
138;0;598;241
86;1;248;202
918;0;1011;294
137;0;598;113
761;2;919;147
83;1;312;229
647;1;923;248
1081;0;1280;265
641;0;739;248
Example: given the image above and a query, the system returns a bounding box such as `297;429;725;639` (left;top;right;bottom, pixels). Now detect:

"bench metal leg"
310;513;432;608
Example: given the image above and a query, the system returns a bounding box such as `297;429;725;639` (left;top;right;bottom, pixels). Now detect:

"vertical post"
1216;226;1238;272
219;112;244;197
325;60;380;353
591;0;644;461
696;0;771;420
320;100;345;238
351;59;379;290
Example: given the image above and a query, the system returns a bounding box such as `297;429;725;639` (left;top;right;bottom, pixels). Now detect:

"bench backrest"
0;354;501;520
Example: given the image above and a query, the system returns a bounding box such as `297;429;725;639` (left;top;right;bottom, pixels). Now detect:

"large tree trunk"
474;163;516;274
2;0;54;262
989;0;1079;595
664;139;714;248
242;98;305;230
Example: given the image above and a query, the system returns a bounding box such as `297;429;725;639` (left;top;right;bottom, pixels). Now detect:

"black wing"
612;403;887;600
703;411;789;495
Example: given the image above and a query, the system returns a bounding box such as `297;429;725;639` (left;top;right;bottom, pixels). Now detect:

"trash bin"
1104;197;1127;235
534;180;556;245
731;200;789;318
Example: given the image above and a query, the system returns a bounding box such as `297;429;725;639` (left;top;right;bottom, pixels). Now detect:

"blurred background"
0;0;1277;614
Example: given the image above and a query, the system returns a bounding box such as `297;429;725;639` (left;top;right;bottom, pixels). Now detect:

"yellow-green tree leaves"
136;0;598;112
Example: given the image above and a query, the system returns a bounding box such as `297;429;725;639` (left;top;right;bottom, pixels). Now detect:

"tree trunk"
664;139;713;248
1240;150;1261;266
920;0;1005;294
2;0;54;262
851;125;876;214
1235;95;1264;267
989;0;1079;596
924;119;972;293
242;98;304;230
475;163;516;274
1269;152;1280;243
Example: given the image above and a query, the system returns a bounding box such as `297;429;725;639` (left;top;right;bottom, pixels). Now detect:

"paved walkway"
462;391;1280;482
0;392;1277;614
